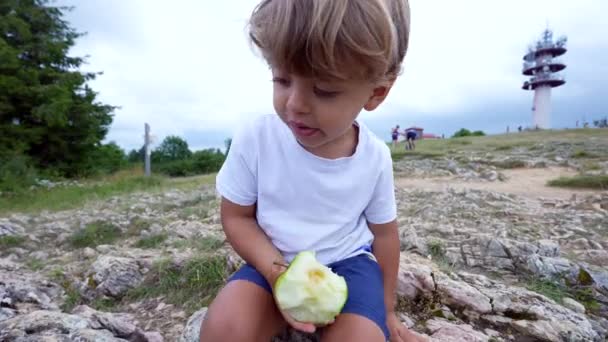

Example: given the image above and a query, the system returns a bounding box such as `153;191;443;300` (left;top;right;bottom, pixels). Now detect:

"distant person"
405;128;417;150
518;125;523;132
201;1;423;342
506;126;510;134
391;125;400;149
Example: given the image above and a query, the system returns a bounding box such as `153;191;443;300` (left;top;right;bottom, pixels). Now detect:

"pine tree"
0;0;115;176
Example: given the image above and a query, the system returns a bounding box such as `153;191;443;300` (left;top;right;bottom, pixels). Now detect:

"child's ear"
364;79;395;111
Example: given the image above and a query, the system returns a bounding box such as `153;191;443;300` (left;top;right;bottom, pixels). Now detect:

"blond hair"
248;0;410;82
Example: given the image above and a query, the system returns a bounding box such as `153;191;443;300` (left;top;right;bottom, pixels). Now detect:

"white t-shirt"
216;114;397;265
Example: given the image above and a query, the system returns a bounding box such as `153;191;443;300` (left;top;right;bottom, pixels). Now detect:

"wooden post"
144;123;151;177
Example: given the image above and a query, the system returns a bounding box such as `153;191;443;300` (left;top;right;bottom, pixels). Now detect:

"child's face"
272;68;390;152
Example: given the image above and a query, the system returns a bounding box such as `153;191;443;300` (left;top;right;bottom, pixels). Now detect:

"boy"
201;0;422;341
391;125;401;150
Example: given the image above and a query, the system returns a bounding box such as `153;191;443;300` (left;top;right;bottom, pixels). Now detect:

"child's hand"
277;307;318;333
387;312;428;342
267;261;332;333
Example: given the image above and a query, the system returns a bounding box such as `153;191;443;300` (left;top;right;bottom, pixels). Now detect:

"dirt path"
395;167;605;200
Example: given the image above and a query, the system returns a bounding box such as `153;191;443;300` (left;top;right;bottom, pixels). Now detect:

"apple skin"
274;251;348;325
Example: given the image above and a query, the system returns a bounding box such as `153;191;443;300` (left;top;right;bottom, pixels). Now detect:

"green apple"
274;251;348;324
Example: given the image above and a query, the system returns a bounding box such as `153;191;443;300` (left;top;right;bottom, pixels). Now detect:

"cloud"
59;0;608;150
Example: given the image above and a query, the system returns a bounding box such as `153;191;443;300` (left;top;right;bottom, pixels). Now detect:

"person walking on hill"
391;125;400;149
405;128;417;150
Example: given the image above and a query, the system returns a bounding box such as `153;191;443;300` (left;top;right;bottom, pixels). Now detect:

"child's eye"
313;87;340;98
272;77;290;86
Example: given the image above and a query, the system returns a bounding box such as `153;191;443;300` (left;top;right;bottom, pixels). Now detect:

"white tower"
522;29;567;129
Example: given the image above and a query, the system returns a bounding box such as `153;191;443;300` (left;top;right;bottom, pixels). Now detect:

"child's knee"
200;306;252;341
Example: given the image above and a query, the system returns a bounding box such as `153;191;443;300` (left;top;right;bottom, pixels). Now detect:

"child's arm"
221;197;317;333
221;198;285;285
369;220;400;312
371;221;425;342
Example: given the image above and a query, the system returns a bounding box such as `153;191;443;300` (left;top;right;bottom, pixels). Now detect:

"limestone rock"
0;310;92;340
180;307;207;342
562;298;585;314
72;305;148;340
426;319;490;341
89;256;144;297
167;220;207;239
460;272;600;341
434;273;492;314
0;219;25;237
397;260;435;300
0;269;63;311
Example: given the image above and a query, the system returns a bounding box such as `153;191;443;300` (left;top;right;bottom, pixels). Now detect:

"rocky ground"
1;131;607;341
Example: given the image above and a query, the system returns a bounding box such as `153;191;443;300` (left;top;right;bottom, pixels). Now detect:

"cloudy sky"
59;0;608;151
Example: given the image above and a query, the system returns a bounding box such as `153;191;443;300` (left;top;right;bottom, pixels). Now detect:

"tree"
89;142;126;174
452;128;485;138
153;136;191;162
0;0;115;176
127;149;142;163
452;128;472;138
224;138;232;156
594;117;607;128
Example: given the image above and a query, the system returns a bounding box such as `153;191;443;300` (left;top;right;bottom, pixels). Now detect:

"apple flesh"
274;251;348;324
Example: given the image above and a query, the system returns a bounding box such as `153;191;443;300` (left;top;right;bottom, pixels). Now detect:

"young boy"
391;125;401;149
201;0;422;341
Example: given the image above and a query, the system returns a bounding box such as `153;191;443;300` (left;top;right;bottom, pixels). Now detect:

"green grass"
582;161;602;171
49;267;84;312
135;233;168;249
525;278;567;303
126;255;227;314
173;236;225;252
572;150;598;159
0;170;217;215
391;150;445;161
524;277;600;314
178;203;213;220
126;217;152;236
427;239;446;260
26;258;45;271
0;235;25;248
489;159;527;169
91;297;119;311
0;175;163;214
547;175;608;190
69;221;122;248
388;129;608;162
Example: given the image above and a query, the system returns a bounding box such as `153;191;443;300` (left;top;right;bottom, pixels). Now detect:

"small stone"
29;251;49;260
25;291;41;304
83;247;97;258
155;302;166;311
144;331;164;342
171;311;187;319
180;308;207;342
96;244;114;254
562;298;585;314
399;313;415;328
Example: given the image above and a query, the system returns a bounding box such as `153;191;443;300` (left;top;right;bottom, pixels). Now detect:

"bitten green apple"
274;251;348;324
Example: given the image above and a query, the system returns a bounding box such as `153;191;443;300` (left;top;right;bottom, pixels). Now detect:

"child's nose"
285;88;311;115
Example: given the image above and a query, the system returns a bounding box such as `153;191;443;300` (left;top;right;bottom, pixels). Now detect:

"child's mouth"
290;122;319;137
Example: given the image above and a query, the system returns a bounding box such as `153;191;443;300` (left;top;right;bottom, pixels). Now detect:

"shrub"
0;154;38;193
452;128;485;138
548;175;608;190
70;221;122;248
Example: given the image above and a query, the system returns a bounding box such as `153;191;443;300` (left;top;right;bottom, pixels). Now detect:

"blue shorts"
228;254;389;339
